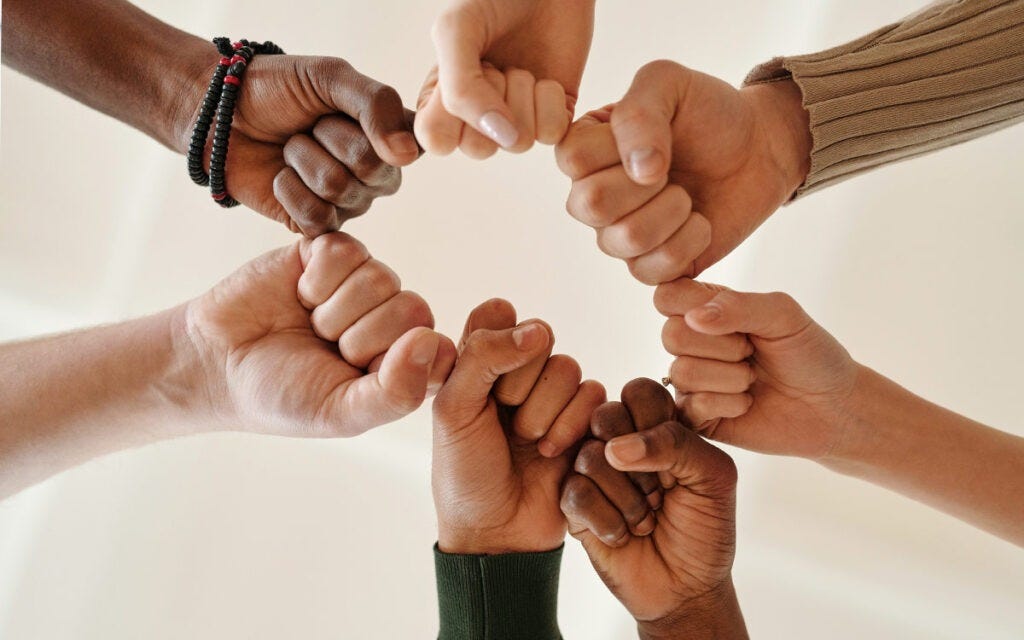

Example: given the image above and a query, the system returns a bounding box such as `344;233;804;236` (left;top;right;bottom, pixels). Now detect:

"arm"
745;0;1024;196
654;278;1024;546
431;299;606;638
2;0;419;235
0;232;455;499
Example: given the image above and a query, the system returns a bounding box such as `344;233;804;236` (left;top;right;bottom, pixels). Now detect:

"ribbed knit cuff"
435;543;563;640
745;0;1024;198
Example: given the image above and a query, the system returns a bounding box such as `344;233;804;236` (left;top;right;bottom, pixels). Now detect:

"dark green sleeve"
434;543;563;640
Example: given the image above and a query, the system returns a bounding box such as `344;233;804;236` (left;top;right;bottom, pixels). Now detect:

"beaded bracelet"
186;38;285;207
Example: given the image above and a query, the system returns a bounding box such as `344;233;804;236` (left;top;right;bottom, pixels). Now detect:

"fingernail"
537;440;558;458
410;333;440;366
512;323;545;351
635;512;656;536
646;490;663;510
628;147;662;181
692;303;722;323
607;435;646;464
478;111;519;148
386;131;419;157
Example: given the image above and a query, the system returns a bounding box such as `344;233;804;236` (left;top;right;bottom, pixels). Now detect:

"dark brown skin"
562;377;748;639
2;0;419;236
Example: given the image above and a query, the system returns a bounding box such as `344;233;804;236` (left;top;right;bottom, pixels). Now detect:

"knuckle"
556;145;590;180
669;357;698;387
393;290;435;329
545;354;582;385
312;231;366;262
626;257;661;286
561;475;597;512
665;184;693;212
363;260;401;300
638;59;684;80
366;81;403;115
317;167;353;200
573;440;607;476
661;316;688;353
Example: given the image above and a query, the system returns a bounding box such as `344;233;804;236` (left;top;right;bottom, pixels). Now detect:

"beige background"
2;0;1023;638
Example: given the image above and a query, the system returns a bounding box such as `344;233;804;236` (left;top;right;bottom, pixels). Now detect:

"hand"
561;378;747;638
416;63;572;158
178;52;421;236
555;61;812;279
655;278;858;459
432;299;606;554
182;232;456;436
417;0;595;154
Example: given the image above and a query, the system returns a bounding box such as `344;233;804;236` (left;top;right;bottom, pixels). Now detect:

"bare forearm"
0;306;203;497
2;0;210;152
826;365;1024;546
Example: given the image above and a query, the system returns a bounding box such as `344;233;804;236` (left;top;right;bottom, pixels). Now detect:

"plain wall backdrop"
1;0;1022;638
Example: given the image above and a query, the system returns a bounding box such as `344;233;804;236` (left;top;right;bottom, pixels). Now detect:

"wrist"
165;40;219;154
638;578;748;640
438;525;565;555
165;302;232;434
741;78;811;201
819;364;904;475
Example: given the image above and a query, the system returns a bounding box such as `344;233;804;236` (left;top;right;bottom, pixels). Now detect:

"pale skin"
417;0;595;154
3;0;420;236
432;299;606;554
555;61;812;282
562;378;748;640
655;278;1024;546
0;233;455;499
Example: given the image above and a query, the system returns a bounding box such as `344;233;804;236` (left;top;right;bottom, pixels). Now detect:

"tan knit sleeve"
745;0;1024;197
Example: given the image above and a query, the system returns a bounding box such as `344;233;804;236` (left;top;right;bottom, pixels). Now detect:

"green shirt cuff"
434;543;563;640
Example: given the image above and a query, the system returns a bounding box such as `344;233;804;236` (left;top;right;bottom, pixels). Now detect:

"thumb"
684;290;812;340
605;421;737;491
327;327;448;436
431;10;520;148
433;321;551;429
305;58;420;167
610;60;685;185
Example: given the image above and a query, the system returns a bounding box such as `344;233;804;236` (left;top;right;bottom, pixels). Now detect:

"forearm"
2;0;211;152
638;579;748;640
0;306;204;497
825;365;1024;546
745;0;1024;196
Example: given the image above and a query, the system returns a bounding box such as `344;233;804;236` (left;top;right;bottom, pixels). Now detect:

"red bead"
212;192;227;201
232;41;243;50
223;75;241;86
219;57;231;66
230;55;246;65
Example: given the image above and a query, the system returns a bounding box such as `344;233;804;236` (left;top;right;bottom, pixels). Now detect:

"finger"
321;327;447;436
561;473;631;548
610;59;684;185
339;290;435;369
273;166;340;237
661;316;753;362
574;440;655;536
297;232;371;309
686;290;813;340
589;401;662;504
283;134;369;214
312;116;401;191
493;319;555;406
668;356;755;394
431;11;520;148
653;278;732;317
538;379;606;458
535;80;570;145
566;165;666;229
555;119;619;180
627;212;712;285
677;392;753;428
597;184;692;259
457;66;507;159
621;378;675;431
309;258;400;342
432;321;552;429
414;70;464;155
512;354;582;442
426;336;459;397
605;420;738;496
309;58;419;166
505;68;537;153
459;298;518;350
